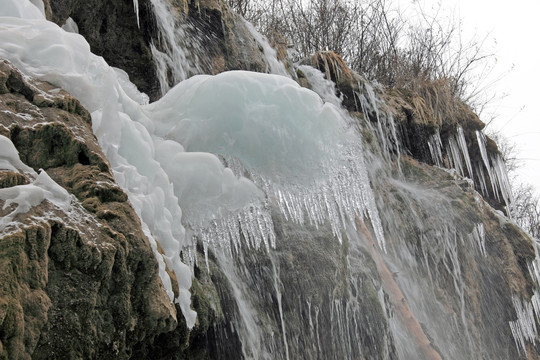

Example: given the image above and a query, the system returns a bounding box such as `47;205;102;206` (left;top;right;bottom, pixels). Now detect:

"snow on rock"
28;0;45;16
0;0;44;19
0;7;197;327
0;134;35;174
61;17;79;34
0;135;71;230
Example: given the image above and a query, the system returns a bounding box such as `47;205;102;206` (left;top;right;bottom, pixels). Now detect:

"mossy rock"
0;171;28;188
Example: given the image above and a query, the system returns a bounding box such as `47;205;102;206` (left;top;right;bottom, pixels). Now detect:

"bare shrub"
229;0;495;112
511;182;540;238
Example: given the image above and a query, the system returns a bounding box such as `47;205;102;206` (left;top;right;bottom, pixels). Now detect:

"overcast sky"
399;0;540;194
451;0;540;194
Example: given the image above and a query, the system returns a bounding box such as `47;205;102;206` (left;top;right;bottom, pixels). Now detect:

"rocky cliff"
0;60;189;359
1;1;539;359
44;0;274;100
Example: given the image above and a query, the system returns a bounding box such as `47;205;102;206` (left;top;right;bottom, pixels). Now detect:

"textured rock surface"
186;0;268;74
372;154;536;359
0;60;179;359
194;125;539;359
47;0;161;99
46;0;272;100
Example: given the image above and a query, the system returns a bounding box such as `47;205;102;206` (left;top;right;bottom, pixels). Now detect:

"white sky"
451;0;540;194
398;0;540;194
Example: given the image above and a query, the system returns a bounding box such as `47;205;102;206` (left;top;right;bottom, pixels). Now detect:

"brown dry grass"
386;77;484;133
309;51;354;85
304;52;484;137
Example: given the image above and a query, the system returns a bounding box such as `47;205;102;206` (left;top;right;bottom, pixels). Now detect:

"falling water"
243;20;290;77
355;80;401;164
148;0;204;94
133;0;140;28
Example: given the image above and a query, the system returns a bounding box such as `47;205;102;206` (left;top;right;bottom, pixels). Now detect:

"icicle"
470;223;487;257
427;130;443;167
188;201;276;263
133;0;140;28
218;139;386;253
476;131;498;196
457;127;473;180
446;136;464;176
491;154;513;211
475;163;488;196
509;295;538;351
510;320;527;356
444;127;474;181
219;137;386;252
475;131;513;211
509;241;540;355
532;291;540;322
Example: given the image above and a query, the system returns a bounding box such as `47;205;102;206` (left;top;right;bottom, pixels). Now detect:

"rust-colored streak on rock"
356;216;443;360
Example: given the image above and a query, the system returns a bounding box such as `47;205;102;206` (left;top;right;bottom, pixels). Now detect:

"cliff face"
0;60;179;359
306;51;511;212
1;1;539;359
371;154;535;359
45;0;160;100
45;0;273;100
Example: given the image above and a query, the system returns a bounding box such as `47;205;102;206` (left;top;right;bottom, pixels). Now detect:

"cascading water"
148;0;291;95
0;1;536;359
148;0;204;95
355;80;401;164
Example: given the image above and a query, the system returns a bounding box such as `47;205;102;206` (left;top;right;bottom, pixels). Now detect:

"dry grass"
304;51;484;138
388;77;484;133
267;30;289;62
309;51;354;86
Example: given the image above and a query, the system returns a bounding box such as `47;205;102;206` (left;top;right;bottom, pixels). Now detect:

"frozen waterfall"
0;1;386;330
0;1;535;359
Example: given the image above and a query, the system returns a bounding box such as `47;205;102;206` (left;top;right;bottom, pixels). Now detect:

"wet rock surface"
372;155;537;359
46;0;272;101
1;3;539;357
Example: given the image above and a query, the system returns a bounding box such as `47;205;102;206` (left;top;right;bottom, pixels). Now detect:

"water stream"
142;4;528;357
0;2;533;358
